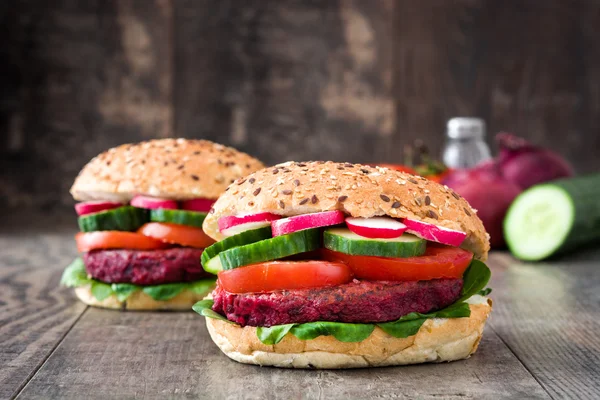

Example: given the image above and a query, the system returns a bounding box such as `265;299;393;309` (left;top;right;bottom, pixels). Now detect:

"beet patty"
84;248;209;285
212;278;463;327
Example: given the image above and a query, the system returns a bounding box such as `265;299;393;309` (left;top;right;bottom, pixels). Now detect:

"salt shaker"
442;117;491;169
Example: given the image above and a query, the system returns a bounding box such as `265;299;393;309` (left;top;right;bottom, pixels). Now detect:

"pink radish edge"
346;217;407;239
75;201;125;216
271;211;345;237
130;195;178;210
403;218;466;247
181;198;215;212
218;212;281;232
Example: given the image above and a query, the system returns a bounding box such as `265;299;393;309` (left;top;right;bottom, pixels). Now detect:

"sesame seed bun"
70;139;265;202
203;161;490;260
205;296;492;368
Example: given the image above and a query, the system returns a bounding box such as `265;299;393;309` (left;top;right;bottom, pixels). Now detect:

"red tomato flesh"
75;231;168;252
218;261;353;294
321;245;472;281
138;222;215;249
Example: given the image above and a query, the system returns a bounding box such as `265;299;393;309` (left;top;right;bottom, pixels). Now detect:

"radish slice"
130;195;178;210
346;217;407;239
181;198;215;212
75;201;124;216
272;211;345;237
218;212;281;236
403;219;467;247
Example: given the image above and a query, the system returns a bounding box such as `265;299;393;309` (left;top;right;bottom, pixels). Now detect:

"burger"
60;139;264;310
194;161;492;368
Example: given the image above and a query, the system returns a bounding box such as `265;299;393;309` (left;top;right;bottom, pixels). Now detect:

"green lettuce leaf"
61;258;216;302
192;300;233;323
90;281;113;301
60;258;92;287
457;259;491;302
193;258;492;345
189;279;217;295
291;321;375;343
111;283;139;302
257;324;295;345
142;283;186;301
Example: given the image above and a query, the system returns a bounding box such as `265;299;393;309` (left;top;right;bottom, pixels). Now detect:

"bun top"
70;139;264;202
203;161;490;260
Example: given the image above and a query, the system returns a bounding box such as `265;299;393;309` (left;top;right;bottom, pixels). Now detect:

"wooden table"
2;213;599;400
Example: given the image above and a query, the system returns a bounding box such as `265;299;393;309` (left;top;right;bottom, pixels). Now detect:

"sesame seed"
310;178;318;183
249;178;256;184
338;195;348;202
278;200;285;209
273;168;279;174
237;179;246;185
451;191;460;200
425;196;431;206
282;189;292;195
380;194;390;202
191;175;199;181
248;201;255;207
299;198;309;205
178;165;184;170
253;188;261;196
293;179;300;186
464;207;471;216
427;210;438;219
408;178;418;184
392;201;401;208
311;195;318;204
330;175;337;180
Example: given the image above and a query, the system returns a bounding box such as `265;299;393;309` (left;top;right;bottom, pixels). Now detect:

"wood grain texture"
0;216;85;400
173;0;395;165
17;311;548;400
1;0;600;211
487;251;600;399
0;0;172;210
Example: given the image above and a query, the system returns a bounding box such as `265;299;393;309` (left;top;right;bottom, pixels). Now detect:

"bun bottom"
74;285;213;311
205;297;492;369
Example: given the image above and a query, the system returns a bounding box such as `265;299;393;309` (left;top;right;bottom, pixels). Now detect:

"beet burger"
61;139;264;310
195;161;492;368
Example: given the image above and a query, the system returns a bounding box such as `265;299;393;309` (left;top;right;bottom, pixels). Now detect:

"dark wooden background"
1;0;599;211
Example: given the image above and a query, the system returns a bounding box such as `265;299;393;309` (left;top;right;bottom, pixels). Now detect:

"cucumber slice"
218;228;320;270
78;206;148;232
150;209;207;228
504;176;600;260
201;226;273;274
323;228;426;258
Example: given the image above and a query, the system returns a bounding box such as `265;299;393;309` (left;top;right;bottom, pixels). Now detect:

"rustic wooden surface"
2;213;600;399
1;0;599;211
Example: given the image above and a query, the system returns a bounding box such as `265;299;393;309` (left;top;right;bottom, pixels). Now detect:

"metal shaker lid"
446;117;486;139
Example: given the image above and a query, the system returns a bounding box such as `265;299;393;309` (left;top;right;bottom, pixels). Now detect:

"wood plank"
487;252;600;399
173;0;395;166
0;217;86;399
18;299;547;398
0;0;173;210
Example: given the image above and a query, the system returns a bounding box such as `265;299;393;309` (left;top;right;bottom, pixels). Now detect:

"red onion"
442;162;521;248
497;133;574;190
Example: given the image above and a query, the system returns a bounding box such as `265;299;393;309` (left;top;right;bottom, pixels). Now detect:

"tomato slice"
218;261;353;294
321;245;472;281
138;222;215;248
75;231;169;252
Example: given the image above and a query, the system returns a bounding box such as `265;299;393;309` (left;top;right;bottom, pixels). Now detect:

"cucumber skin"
323;229;426;258
150;209;207;228
201;226;273;271
78;206;148;232
219;228;320;270
537;175;600;256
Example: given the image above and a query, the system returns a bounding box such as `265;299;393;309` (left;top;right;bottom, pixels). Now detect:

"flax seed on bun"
70;139;265;202
203;161;490;260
